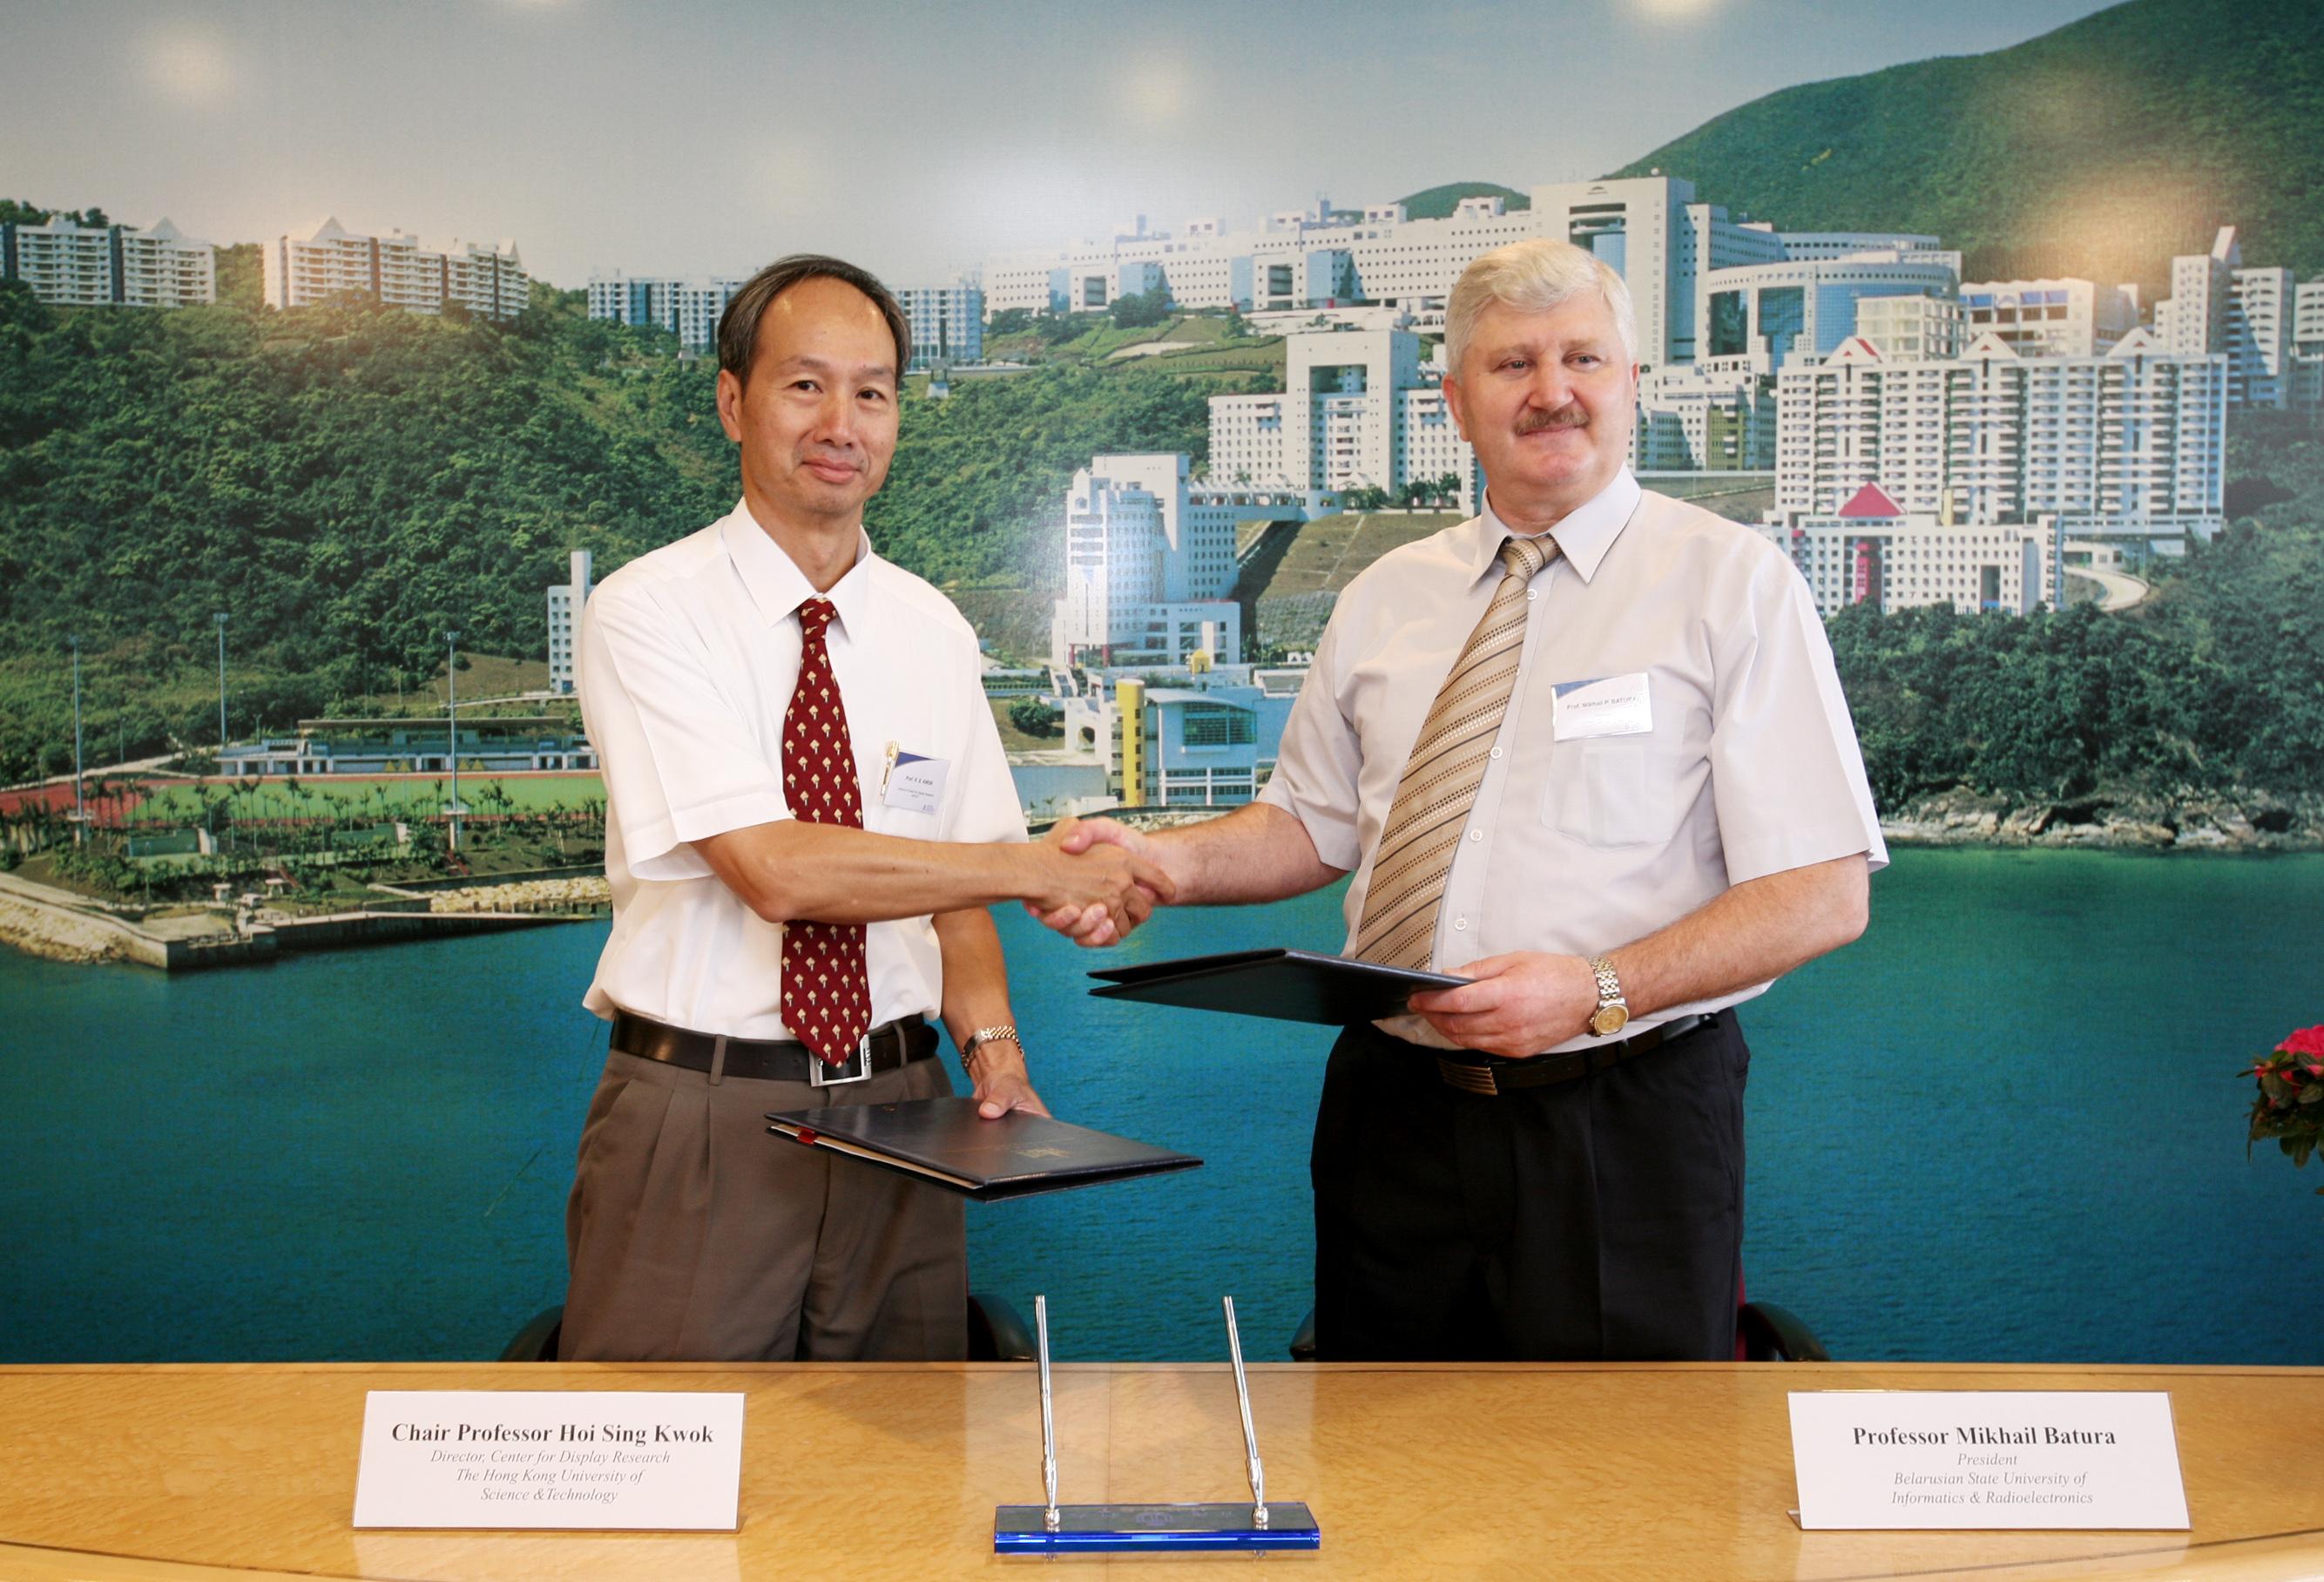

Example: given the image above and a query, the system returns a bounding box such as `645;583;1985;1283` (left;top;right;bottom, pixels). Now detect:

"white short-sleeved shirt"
577;502;1027;1039
1258;468;1887;1051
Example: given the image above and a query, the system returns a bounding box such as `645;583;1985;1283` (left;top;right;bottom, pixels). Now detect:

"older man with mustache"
1046;238;1885;1362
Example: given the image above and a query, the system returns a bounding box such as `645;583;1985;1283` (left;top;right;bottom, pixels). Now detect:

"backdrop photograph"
2;0;2321;1369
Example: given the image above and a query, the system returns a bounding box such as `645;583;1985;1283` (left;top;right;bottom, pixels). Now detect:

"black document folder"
765;1097;1200;1201
1086;947;1467;1025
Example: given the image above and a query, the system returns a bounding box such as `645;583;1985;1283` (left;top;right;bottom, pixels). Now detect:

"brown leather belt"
611;1009;936;1086
1434;1012;1718;1098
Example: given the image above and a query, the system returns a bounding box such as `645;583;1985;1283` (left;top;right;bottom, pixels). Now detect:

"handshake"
1019;816;1173;948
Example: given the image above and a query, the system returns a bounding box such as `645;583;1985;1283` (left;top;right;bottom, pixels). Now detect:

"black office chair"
502;1293;1037;1362
1734;1301;1830;1362
966;1292;1037;1361
502;1305;566;1363
1285;1300;1830;1362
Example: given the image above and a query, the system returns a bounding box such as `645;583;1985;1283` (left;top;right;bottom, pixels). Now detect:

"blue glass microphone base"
995;1501;1321;1554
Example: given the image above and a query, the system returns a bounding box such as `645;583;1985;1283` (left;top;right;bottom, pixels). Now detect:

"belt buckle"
1436;1057;1500;1097
809;1033;875;1087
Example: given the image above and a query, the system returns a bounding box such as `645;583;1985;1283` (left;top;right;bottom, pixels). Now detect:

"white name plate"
353;1390;746;1531
1788;1391;2188;1531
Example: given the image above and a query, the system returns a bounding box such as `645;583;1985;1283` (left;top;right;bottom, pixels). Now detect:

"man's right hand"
1023;819;1175;947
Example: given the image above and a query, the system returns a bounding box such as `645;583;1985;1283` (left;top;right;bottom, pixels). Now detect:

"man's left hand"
969;1048;1050;1120
1405;952;1599;1058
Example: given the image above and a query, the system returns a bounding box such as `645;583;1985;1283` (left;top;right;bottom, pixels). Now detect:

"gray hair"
1445;238;1638;374
717;254;911;386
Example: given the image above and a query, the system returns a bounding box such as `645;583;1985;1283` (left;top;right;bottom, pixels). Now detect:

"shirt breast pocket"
1544;740;1682;849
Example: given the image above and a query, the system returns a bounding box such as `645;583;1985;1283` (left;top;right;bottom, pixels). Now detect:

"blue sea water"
2;848;2319;1365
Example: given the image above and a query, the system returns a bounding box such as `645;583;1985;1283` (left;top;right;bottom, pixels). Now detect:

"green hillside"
1398;182;1531;220
1246;512;1466;600
1611;0;2324;290
0;283;1247;780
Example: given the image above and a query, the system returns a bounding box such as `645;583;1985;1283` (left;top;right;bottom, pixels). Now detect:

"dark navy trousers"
1311;1012;1749;1362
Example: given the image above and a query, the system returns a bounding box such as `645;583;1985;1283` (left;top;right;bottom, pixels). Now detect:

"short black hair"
716;254;912;385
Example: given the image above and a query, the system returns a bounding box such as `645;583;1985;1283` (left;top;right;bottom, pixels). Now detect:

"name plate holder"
1787;1390;2190;1531
993;1295;1321;1555
351;1389;745;1531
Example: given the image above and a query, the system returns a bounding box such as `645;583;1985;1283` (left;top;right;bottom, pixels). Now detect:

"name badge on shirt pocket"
882;751;949;815
1550;673;1652;741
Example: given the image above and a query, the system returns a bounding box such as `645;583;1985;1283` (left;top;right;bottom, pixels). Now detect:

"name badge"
883;751;949;815
1550;673;1652;740
1787;1391;2188;1531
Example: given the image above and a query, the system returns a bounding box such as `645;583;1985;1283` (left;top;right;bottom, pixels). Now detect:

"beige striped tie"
1352;532;1555;970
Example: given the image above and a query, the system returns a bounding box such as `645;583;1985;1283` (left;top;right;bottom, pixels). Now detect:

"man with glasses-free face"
563;255;1171;1362
1043;239;1885;1362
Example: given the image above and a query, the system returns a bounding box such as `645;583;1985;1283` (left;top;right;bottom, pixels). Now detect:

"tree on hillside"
0;201;111;228
1007;698;1062;737
1036;312;1101;347
1111;286;1171;330
213;242;262;311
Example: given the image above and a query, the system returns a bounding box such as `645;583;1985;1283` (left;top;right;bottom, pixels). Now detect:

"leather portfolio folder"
1086;947;1467;1025
766;1096;1201;1201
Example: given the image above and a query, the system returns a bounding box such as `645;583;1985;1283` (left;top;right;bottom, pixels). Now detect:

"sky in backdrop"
3;0;2122;288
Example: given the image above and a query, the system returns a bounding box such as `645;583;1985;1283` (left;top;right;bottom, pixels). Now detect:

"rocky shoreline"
425;876;610;914
5;797;2318;971
0;891;125;963
1879;788;2323;851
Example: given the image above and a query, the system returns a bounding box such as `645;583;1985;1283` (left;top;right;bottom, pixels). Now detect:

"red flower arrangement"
2246;1025;2324;1186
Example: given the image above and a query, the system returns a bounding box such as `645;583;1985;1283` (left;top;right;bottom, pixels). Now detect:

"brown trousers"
560;1046;966;1362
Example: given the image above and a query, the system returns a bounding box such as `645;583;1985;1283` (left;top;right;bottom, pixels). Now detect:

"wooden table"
3;1362;2321;1579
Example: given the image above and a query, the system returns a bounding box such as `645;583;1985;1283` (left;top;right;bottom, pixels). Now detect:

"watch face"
1589;1004;1630;1037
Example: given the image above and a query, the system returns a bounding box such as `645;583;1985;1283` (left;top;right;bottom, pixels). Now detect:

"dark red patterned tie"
779;598;871;1066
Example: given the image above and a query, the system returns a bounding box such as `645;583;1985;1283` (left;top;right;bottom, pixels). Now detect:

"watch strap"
963;1024;1022;1065
1586;955;1628;1034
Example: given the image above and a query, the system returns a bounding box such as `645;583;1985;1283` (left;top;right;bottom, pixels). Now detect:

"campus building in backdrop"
1054;326;1503;669
583;273;984;367
1057;670;1306;810
1209;328;1483;507
584;273;747;349
895;281;984;369
1775;328;2229;526
262;219;529;319
1852;293;1968;362
0;214;215;308
1051;454;1314;670
1779;484;2058;619
1633;362;1778;471
218;717;596;777
1956;278;2137;358
980;176;1956;362
2300;278;2324;409
548;551;593;696
2153;226;2314;411
997;173;1972;478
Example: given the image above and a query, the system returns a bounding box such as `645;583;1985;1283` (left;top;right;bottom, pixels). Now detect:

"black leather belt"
611;1009;936;1086
1434;1012;1719;1098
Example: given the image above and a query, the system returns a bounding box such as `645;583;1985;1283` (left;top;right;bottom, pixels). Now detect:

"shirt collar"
1470;467;1643;586
719;502;877;635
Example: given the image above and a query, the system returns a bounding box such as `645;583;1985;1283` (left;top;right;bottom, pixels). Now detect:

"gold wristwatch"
962;1025;1022;1068
1585;956;1630;1038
